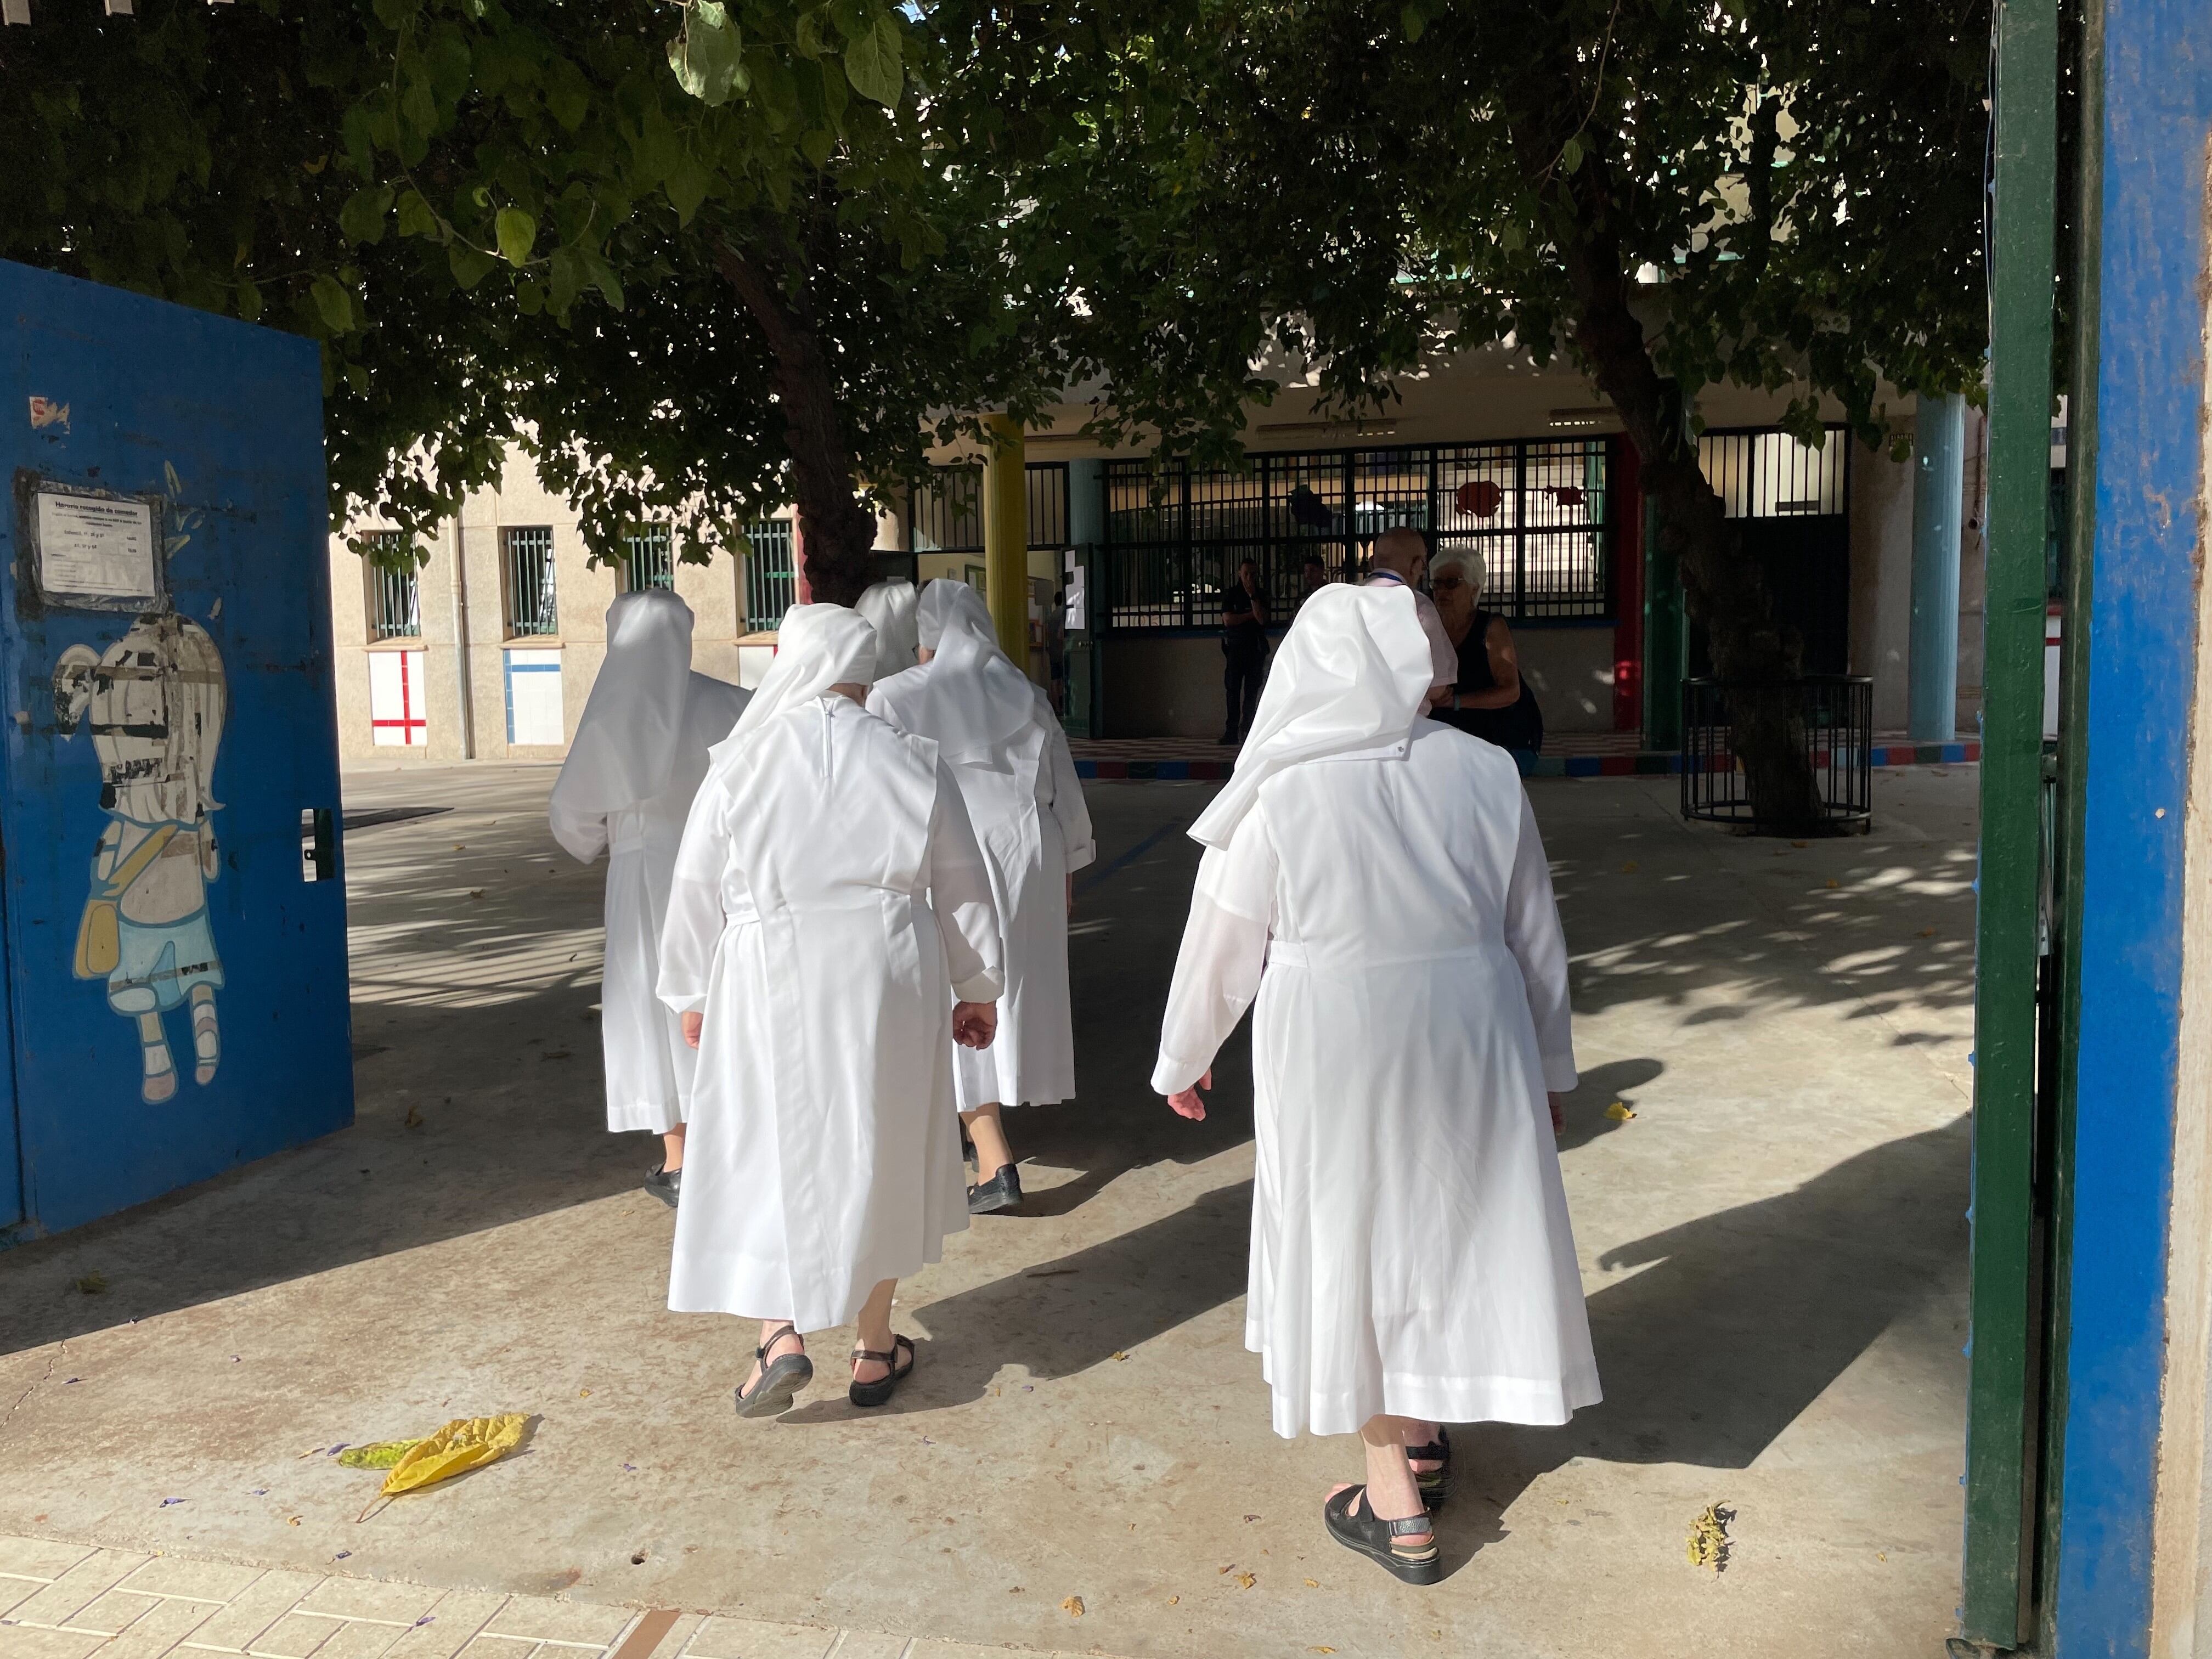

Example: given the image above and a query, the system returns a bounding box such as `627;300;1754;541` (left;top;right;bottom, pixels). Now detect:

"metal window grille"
1680;675;1874;832
363;533;421;640
501;526;558;637
621;523;675;591
743;518;797;632
1695;426;1850;518
1097;439;1613;630
908;462;1071;555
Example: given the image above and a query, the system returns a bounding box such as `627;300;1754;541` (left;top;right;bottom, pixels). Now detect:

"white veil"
856;579;920;675
714;603;878;757
896;579;1037;762
550;591;693;817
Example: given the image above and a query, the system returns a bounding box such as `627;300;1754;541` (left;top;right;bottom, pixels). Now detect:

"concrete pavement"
0;761;1978;1658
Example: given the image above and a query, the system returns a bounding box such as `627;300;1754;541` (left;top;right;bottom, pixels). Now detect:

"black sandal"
848;1333;916;1408
1323;1485;1441;1585
735;1323;812;1418
1407;1427;1451;1506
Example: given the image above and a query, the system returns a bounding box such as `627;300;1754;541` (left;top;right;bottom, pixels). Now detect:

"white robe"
551;672;750;1133
869;674;1096;1109
658;695;1005;1331
1154;721;1598;1438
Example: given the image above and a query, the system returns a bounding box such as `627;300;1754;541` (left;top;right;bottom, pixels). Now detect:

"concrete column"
982;413;1028;659
1909;392;1966;741
1066;456;1104;550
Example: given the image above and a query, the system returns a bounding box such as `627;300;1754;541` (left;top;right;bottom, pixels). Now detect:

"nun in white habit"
855;578;920;675
868;580;1095;1213
548;591;749;1206
1152;583;1597;1585
658;603;1006;1416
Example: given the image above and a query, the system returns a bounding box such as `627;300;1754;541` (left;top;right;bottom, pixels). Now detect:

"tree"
1001;0;1989;830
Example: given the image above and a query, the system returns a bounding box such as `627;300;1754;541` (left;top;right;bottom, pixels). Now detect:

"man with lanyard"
1220;557;1270;744
1362;527;1459;708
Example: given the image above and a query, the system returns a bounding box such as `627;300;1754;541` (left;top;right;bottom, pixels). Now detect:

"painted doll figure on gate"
53;612;230;1104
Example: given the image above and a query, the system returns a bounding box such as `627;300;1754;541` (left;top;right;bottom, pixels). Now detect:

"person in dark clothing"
1221;558;1269;744
1427;547;1544;753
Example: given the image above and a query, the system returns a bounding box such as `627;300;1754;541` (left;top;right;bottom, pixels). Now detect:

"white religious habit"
1152;584;1599;1440
855;578;920;675
548;592;750;1135
658;603;1006;1331
868;580;1096;1110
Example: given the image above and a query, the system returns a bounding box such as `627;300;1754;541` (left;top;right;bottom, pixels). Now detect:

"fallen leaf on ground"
467;890;484;900
1919;927;1937;938
1790;840;1809;848
453;844;466;851
1303;1578;1321;1587
74;1272;107;1295
1606;1102;1636;1121
1824;878;1840;889
368;1414;529;1515
578;1389;591;1397
403;1104;424;1128
1235;1572;1257;1589
1310;1649;1336;1654
1687;1501;1735;1571
337;1441;422;1469
1166;1595;1180;1606
1111;1351;1128;1361
1062;1596;1085;1617
287;1516;302;1526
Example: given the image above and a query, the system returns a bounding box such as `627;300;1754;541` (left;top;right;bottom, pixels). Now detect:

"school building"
326;347;1997;764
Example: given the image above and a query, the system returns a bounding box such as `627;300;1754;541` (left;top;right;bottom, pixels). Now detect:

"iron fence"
621;523;675;591
362;532;421;640
1680;676;1874;833
743;518;797;632
501;526;558;637
908;461;1070;555
1097;439;1613;630
1695;426;1850;518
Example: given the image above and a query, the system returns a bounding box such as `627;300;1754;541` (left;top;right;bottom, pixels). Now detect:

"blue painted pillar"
1066;457;1104;549
1909;392;1966;741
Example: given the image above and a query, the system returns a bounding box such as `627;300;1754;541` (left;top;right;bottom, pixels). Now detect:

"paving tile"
240;1609;339;1658
0;1537;98;1580
117;1558;269;1604
295;1581;444;1628
7;1551;153;1629
64;1588;165;1637
479;1600;629;1649
376;1592;508;1659
452;1639;541;1659
824;1635;909;1659
681;1617;837;1659
179;1571;323;1654
613;1612;701;1659
302;1620;413;1659
2;1575;52;1619
905;1646;1035;1659
0;1626;110;1658
77;1592;221;1658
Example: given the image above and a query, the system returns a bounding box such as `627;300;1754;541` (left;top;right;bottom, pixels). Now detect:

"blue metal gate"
0;259;352;1238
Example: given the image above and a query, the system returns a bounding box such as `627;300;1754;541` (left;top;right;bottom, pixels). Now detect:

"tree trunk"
1554;178;1830;836
713;240;877;608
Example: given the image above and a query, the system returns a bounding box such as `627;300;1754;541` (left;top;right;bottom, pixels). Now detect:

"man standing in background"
1221;557;1269;745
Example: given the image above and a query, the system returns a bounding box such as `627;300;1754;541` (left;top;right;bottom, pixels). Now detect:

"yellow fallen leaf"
1166;1595;1179;1606
1824;878;1840;889
380;1414;528;1499
1303;1578;1320;1587
336;1440;422;1469
403;1104;423;1129
1687;1501;1735;1571
1062;1596;1085;1617
1311;1649;1337;1655
578;1389;591;1398
1111;1351;1128;1362
1606;1102;1636;1121
287;1516;302;1526
1235;1572;1256;1589
1918;927;1937;938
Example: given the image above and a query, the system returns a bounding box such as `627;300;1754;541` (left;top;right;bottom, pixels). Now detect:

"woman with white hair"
1427;545;1545;754
868;580;1096;1214
657;603;1006;1415
1153;583;1594;1584
549;591;749;1205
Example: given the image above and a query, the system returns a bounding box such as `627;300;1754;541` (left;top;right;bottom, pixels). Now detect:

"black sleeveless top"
1440;607;1544;753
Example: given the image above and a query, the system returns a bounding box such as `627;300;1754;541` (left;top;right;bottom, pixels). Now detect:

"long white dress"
1153;721;1598;1438
869;590;1096;1110
549;594;749;1135
657;693;1005;1330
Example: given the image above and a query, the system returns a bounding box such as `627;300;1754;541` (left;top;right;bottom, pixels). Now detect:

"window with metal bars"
1694;427;1850;518
620;523;675;591
501;526;558;637
907;462;1071;555
362;532;422;640
742;518;797;632
1097;440;1614;630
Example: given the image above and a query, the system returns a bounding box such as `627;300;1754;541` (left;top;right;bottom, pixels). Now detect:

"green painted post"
1962;0;2060;1639
1643;494;1685;749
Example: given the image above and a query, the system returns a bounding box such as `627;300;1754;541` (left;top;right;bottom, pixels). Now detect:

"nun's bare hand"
682;1012;703;1051
1167;1069;1212;1121
952;1000;997;1049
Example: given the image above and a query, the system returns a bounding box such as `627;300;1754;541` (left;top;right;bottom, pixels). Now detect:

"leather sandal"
735;1323;812;1418
1323;1485;1441;1585
1406;1426;1451;1506
848;1333;916;1408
